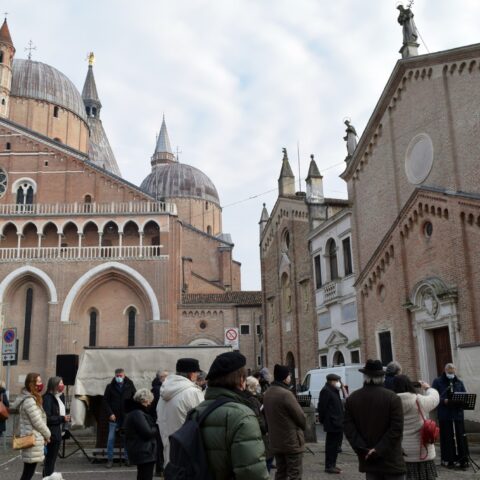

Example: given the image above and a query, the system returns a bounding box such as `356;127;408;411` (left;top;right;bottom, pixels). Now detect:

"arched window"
92;107;97;117
0;51;3;64
1;98;5;105
16;182;35;206
207;225;212;235
86;106;91;116
333;351;345;366
6;142;11;150
127;308;136;346
22;287;33;360
89;310;97;347
327;239;338;281
53;106;59;118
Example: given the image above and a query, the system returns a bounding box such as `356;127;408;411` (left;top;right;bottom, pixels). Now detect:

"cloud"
6;0;480;288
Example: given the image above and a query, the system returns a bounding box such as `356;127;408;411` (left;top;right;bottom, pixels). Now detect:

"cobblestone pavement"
1;434;480;479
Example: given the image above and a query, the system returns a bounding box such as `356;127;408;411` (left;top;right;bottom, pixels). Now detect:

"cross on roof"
25;40;36;60
176;146;182;161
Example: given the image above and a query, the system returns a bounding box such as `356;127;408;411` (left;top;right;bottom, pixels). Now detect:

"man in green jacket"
196;351;269;480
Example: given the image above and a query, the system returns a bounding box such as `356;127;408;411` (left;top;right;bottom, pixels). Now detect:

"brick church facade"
341;41;480;400
0;20;261;387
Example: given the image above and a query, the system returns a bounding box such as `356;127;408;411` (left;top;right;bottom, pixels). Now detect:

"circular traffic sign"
3;329;15;343
225;328;238;341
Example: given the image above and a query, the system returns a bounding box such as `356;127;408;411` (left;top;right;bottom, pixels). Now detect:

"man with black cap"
194;351;269;479
157;358;204;467
263;364;306;480
318;373;344;474
344;359;406;480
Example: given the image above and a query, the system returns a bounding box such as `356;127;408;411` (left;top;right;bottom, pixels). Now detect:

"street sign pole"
5;361;10;398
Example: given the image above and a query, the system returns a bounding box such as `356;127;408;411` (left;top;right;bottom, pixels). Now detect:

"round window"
405;133;434;185
424;221;433;238
199;320;207;330
0;168;7;198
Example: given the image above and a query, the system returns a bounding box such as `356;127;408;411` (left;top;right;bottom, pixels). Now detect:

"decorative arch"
0;265;58;304
59;220;81;234
11;177;37;194
60;262;160;322
141;219;161;233
0;221;18;236
188;338;218;346
410;277;453;308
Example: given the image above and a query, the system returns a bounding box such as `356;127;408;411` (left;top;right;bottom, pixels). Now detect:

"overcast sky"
6;1;480;289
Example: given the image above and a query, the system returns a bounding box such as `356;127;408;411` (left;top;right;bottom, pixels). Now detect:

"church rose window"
0;168;7;198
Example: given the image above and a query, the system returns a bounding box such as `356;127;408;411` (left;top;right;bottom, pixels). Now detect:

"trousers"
274;452;303;480
365;474;406;480
20;462;37;480
137;461;155;480
43;438;62;476
107;421;128;461
325;431;343;469
439;419;468;464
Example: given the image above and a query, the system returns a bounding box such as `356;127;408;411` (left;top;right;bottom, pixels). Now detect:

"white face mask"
446;373;455;380
335;381;342;389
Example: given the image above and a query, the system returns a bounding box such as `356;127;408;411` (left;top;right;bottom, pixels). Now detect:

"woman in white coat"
393;375;440;480
12;372;51;480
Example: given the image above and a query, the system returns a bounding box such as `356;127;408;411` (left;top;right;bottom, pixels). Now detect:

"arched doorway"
286;351;296;388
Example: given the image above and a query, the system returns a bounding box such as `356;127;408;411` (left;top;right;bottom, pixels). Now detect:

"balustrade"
0;245;166;262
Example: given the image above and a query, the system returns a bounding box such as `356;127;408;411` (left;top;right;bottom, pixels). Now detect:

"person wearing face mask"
318;374;344;474
12;372;51;480
42;376;71;477
103;368;137;468
432;363;468;469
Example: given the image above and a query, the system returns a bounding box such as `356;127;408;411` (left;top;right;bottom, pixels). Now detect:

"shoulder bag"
12;398;36;450
416;398;439;460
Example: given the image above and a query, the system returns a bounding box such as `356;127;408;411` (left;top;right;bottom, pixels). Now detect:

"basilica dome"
11;59;87;121
141;162;220;205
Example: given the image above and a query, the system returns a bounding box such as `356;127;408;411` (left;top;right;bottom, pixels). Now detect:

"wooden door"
433;327;452;376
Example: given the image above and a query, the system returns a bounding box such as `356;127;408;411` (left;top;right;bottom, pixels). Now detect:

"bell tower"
0;18;15;118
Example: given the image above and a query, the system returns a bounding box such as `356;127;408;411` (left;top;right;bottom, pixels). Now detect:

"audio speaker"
56;354;79;385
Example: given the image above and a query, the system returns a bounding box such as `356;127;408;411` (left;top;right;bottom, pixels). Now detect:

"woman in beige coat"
12;372;51;480
393;374;440;480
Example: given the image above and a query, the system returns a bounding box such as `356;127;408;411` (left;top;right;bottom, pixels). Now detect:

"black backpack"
164;396;232;480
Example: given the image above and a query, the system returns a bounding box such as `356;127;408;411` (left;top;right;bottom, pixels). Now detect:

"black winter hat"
359;359;385;377
176;358;201;373
273;364;290;382
206;352;246;380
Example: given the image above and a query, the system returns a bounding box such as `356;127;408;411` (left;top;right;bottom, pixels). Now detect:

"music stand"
451;393;478;471
451;393;477;410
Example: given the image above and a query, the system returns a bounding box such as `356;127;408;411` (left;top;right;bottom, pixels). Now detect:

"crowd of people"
318;359;470;480
0;356;473;480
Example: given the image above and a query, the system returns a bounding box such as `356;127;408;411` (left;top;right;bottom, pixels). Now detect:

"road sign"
224;327;239;350
2;353;15;362
2;328;17;355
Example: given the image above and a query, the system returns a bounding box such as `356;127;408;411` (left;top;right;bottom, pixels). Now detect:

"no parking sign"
2;327;17;362
224;328;239;350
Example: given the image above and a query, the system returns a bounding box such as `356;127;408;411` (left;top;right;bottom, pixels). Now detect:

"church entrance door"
432;326;452;377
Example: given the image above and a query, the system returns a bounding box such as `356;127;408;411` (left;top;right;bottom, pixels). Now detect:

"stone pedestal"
303;406;317;443
400;42;419;59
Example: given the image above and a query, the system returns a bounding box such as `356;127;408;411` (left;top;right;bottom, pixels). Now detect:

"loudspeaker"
56;354;79;385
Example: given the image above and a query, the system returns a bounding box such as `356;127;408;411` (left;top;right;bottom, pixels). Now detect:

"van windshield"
301;373;310;391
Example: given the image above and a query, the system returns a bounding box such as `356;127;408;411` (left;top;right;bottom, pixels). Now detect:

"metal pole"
5;361;10;398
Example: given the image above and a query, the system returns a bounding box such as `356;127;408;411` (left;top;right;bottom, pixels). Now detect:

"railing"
322;280;341;303
0;245;167;262
0;201;177;216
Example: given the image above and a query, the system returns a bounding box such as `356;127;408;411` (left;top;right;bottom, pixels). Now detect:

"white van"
297;365;365;407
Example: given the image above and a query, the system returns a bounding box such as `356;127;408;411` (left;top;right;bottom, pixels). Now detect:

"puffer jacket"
194;387;269;480
157;374;204;463
398;388;439;462
12;391;51;463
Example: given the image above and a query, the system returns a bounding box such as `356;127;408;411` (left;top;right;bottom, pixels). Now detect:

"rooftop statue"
343;119;358;159
397;5;418;45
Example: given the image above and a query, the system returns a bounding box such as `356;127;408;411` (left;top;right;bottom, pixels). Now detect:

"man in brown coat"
344;359;406;480
263;364;306;480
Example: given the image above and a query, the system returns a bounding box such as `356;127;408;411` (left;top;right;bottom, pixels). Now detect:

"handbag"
416;398;440;460
0;393;9;421
12;398;36;450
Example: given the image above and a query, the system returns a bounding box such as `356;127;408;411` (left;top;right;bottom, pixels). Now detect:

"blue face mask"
115;376;124;384
446;373;455;380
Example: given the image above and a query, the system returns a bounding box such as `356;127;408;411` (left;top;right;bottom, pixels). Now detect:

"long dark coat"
124;402;157;465
263;381;306;455
344;383;406;475
43;392;66;442
432;373;466;421
317;383;344;432
0;387;9;434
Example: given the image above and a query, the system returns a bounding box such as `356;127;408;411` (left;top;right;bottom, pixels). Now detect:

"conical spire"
306;154;322;179
259;203;270;236
278;148;295;196
82;53;101;115
0;19;13;47
278;147;294;179
151;116;176;165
